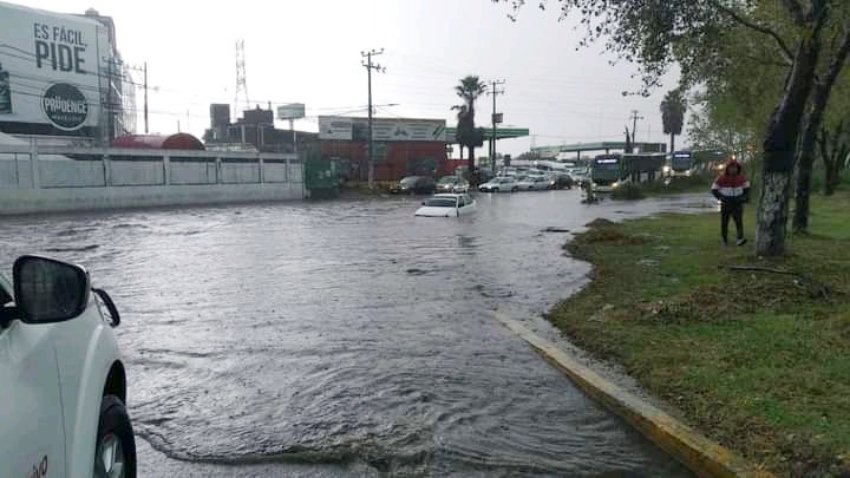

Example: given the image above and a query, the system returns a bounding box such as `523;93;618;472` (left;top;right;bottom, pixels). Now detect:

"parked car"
389;176;436;195
548;172;575;190
415;193;477;217
517;175;552;191
478;176;519;193
524;168;549;178
0;255;135;478
436;175;470;193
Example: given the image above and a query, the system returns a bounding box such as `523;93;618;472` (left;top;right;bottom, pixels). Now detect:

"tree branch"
707;0;794;65
743;53;792;69
817;26;850;94
723;265;797;275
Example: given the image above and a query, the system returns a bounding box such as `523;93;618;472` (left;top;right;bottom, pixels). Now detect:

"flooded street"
0;190;713;477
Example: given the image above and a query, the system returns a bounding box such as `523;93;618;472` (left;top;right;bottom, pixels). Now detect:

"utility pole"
361;48;385;189
488;79;505;172
235;39;250;118
629;110;644;153
143;62;148;134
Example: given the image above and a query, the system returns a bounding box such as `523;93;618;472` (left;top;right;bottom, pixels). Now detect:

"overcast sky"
22;0;683;156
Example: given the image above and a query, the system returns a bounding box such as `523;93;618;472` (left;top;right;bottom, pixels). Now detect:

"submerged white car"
0;255;135;478
415;193;477;217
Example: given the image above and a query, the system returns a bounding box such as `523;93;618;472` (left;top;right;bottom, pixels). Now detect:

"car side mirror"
13;255;90;324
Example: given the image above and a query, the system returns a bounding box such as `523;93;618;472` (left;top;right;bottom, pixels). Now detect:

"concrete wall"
0;145;303;215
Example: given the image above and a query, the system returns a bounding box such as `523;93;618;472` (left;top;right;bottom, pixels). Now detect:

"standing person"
711;159;750;246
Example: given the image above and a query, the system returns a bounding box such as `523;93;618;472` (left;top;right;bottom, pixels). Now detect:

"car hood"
415;206;457;217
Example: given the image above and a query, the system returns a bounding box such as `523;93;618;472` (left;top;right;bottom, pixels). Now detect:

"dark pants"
721;201;744;241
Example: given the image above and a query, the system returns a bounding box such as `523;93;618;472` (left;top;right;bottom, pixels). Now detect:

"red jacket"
712;160;750;203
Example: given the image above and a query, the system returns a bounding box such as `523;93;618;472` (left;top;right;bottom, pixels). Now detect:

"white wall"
0;145;304;215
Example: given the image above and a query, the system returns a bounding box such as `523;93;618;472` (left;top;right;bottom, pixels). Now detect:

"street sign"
493;113;503;124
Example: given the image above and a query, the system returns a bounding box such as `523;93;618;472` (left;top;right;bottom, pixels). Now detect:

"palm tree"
451;104;469;161
660;88;687;154
452;75;487;162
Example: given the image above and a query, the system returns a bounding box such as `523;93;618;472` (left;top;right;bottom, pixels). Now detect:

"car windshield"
400;177;421;186
438;177;459;184
423;197;457;207
497;178;514;184
515;176;529;182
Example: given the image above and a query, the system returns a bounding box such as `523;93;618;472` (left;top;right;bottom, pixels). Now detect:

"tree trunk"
670;133;675;156
824;161;837;196
793;159;814;231
757;171;794;255
792;102;822;232
795;28;850;228
756;36;822;256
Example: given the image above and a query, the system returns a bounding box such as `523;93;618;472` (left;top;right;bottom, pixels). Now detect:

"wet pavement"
0;189;715;477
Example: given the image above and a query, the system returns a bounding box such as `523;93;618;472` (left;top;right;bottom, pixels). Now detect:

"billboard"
0;1;106;132
318;116;446;142
318;116;353;140
277;103;305;120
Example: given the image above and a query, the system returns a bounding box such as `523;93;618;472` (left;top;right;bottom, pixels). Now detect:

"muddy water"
0;190;713;477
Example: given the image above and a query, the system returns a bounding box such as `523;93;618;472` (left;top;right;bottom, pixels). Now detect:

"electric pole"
629;110;644;153
235;40;250;118
361;48;385;189
488;79;505;172
143;62;148;134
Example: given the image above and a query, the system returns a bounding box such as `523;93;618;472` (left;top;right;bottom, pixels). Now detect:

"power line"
361;47;385;190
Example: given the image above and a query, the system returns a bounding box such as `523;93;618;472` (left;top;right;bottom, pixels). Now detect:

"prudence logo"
42;82;88;130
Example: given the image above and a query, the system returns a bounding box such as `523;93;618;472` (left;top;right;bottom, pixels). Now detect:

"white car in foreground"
0;255;135;478
415;193;477;217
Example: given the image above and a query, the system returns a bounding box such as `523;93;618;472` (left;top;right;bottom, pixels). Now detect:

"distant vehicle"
415;193;477;217
517;175;552;191
533;160;570;172
547;172;575;190
0;255;135;478
523;168;548;178
478;176;519;193
436;175;470;193
497;167;519;177
389;176;436;195
591;155;623;192
665;151;696;177
569;169;589;186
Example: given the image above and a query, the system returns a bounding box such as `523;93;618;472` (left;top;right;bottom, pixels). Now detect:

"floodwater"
0;189;714;477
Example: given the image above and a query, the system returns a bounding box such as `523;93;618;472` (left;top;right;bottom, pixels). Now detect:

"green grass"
549;192;850;477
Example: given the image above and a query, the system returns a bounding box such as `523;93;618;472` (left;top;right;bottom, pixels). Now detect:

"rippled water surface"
0;190;713;477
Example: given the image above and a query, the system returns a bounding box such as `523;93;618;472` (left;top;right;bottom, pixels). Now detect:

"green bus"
590;154;622;191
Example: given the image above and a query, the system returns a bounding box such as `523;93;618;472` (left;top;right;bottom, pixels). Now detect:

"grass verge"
548;192;850;477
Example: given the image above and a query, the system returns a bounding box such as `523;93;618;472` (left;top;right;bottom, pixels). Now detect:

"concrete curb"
492;312;774;478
